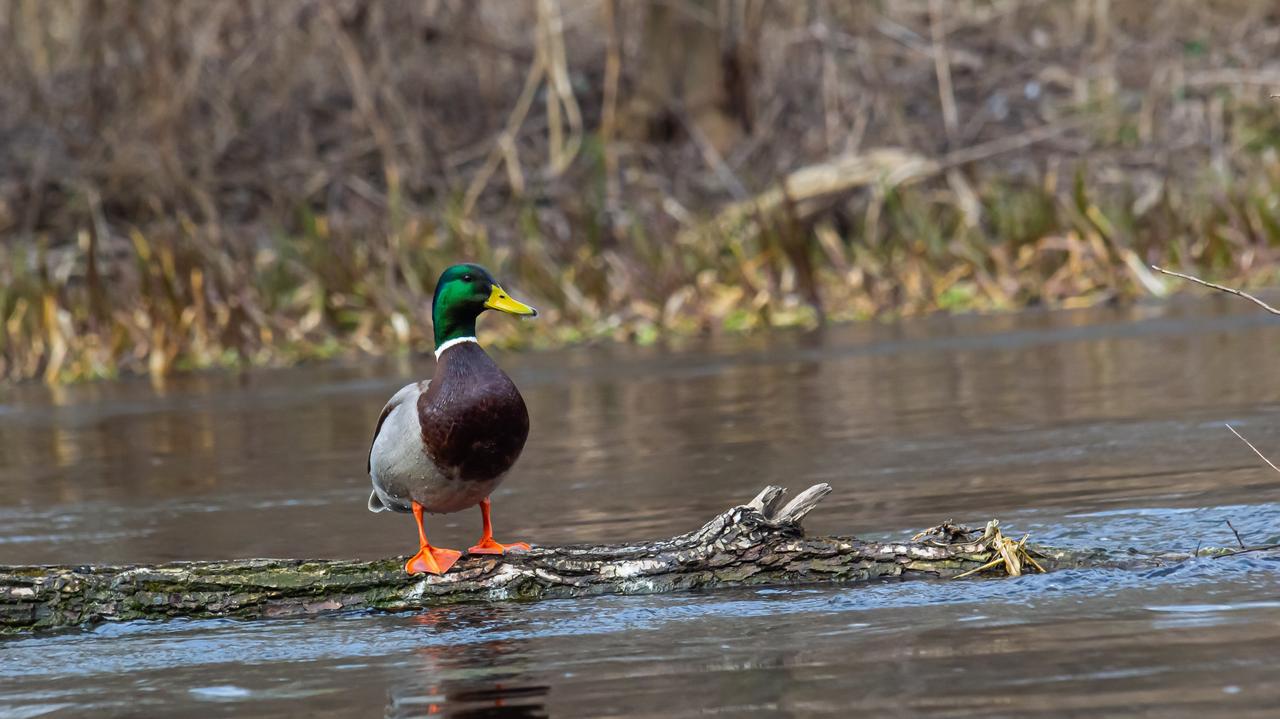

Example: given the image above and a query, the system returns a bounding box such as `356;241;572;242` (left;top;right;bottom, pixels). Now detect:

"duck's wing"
367;380;428;513
367;381;427;474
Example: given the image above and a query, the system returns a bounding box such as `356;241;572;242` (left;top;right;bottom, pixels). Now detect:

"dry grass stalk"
952;521;1046;580
928;0;959;142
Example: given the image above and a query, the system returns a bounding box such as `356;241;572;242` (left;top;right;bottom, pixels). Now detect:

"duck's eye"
462;274;473;282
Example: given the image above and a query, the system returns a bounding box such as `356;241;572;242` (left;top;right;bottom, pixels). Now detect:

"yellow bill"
484;285;538;317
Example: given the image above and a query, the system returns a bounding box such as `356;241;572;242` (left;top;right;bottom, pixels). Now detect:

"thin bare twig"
1150;266;1280;316
1211;543;1280;559
1225;423;1280;474
1225;519;1247;549
940;117;1090;168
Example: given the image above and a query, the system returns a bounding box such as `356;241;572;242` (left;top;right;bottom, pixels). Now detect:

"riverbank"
6;156;1280;384
3;2;1280;383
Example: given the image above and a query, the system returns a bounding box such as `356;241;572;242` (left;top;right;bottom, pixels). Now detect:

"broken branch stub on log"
0;484;1168;634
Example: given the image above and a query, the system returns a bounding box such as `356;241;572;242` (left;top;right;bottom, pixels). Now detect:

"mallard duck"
367;263;537;575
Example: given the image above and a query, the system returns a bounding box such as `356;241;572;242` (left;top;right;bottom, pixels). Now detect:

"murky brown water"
3;298;1280;717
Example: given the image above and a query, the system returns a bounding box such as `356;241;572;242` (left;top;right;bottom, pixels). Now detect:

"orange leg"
405;501;462;575
467;498;531;555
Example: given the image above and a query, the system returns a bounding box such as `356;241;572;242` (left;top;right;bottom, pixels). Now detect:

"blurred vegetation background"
2;0;1280;383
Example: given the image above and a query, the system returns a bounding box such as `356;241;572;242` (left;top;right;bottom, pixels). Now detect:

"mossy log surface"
0;484;1187;634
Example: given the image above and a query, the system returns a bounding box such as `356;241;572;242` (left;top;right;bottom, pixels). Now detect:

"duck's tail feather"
368;490;388;513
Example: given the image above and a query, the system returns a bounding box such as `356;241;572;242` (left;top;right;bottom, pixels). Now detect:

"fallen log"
675;121;1085;248
0;484;1220;634
676;148;938;248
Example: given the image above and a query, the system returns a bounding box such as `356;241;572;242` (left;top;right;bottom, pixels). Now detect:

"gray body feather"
367;381;502;515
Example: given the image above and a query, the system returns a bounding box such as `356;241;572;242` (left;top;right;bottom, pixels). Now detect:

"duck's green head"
431;263;537;347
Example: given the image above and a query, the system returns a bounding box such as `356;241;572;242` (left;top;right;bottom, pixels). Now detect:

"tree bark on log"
0;484;1203;634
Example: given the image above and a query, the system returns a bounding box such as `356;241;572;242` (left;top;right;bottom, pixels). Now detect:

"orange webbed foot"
405;545;462;575
405;500;461;575
467;538;531;556
469;498;531;555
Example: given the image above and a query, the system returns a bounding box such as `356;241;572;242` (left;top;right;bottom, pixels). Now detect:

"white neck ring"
434;336;479;359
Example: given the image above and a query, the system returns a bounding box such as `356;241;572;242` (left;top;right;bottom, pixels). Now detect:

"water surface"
3;298;1280;717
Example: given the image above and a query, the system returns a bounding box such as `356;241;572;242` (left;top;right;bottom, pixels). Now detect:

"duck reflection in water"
385;607;549;719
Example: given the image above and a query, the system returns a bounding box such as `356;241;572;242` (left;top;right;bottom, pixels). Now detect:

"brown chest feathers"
418;342;529;482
